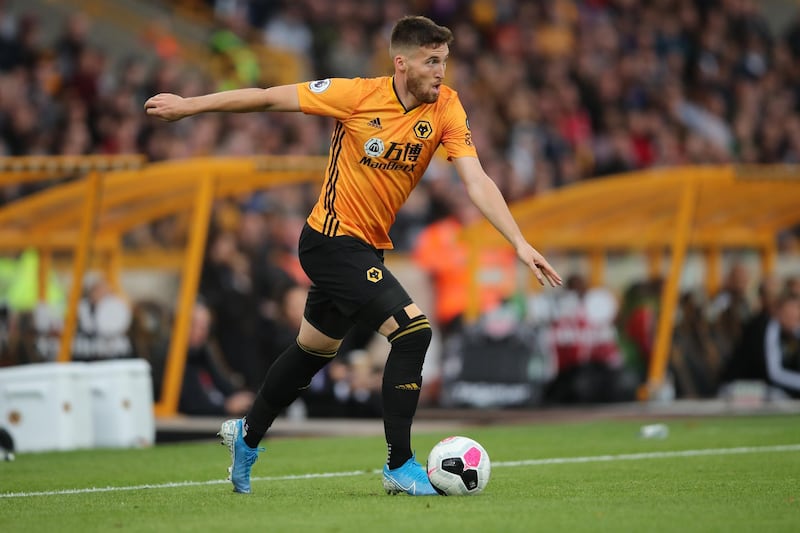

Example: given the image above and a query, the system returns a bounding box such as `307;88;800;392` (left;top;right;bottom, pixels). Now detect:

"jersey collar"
390;76;423;115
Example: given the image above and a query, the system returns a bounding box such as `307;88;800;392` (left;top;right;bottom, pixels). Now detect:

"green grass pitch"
1;415;798;532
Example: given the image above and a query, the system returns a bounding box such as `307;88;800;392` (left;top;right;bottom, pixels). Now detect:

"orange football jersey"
297;76;477;249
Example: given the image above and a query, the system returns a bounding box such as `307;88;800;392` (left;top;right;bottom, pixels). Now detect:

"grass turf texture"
1;415;798;532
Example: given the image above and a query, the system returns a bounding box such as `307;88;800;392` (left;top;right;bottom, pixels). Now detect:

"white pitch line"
493;443;800;467
2;444;798;499
0;470;372;499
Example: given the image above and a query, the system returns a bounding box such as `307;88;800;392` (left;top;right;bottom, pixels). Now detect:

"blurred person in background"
769;289;800;394
723;280;800;400
179;300;255;417
707;261;754;370
670;291;720;398
257;279;307;386
722;274;782;388
413;189;517;336
616;278;662;381
145;15;561;496
785;276;800;298
757;293;799;399
199;228;262;390
542;273;636;404
72;271;133;362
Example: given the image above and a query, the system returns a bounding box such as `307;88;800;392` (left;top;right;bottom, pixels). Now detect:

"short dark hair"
390;16;453;57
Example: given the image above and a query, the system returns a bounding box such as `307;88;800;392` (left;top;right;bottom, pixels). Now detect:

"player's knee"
297;318;343;355
387;313;432;350
384;314;432;380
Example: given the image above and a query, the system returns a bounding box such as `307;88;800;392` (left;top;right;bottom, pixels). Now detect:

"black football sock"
383;317;432;469
243;339;335;449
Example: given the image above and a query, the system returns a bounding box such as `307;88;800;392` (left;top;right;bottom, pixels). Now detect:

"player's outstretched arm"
144;85;300;121
453;156;562;288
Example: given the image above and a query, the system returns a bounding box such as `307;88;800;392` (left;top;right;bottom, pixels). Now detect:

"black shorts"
298;223;412;339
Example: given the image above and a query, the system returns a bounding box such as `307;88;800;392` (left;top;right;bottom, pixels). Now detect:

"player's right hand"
144;93;189;121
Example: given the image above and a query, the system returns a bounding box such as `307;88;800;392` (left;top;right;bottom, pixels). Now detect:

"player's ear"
394;54;407;73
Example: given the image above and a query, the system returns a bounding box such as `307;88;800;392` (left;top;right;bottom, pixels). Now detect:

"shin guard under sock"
243;340;335;448
383;316;432;469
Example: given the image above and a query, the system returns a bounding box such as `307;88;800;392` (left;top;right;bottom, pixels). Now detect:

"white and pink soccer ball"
426;436;491;495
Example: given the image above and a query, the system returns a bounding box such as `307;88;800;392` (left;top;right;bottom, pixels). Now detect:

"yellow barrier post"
589;249;604;287
704;247;722;299
58;171;104;362
647;248;662;280
107;240;123;295
37;248;51;302
760;244;777;278
464;226;481;323
641;175;698;400
155;173;215;417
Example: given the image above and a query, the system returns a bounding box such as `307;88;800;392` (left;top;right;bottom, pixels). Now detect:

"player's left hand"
517;243;562;287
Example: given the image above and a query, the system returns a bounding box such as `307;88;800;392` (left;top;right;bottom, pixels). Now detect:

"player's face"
406;44;448;104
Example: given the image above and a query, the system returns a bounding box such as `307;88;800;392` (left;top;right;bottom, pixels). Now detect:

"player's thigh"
301;282;353;343
297;317;343;353
299;224;415;335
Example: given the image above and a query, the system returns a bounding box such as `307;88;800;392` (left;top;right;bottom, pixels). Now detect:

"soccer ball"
426;436;491;495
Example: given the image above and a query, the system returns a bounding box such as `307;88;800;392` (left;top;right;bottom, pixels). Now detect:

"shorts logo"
413;120;432;139
366;267;383;283
364;137;385;157
309;79;331;93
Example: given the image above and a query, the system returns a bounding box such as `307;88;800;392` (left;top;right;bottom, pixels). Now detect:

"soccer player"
145;15;562;495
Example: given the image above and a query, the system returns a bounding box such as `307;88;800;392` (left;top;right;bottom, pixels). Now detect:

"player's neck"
391;75;421;113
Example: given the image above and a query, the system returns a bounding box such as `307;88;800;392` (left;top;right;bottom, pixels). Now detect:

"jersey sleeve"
297;78;364;120
439;93;478;160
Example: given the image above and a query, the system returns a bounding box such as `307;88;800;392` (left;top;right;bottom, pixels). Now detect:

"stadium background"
1;0;799;423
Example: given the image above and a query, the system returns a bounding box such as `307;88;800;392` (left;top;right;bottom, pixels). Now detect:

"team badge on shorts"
309;79;331;93
366;267;383;283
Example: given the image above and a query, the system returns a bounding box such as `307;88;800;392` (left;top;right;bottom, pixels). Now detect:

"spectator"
707;261;754;367
722;274;782;386
142;17;181;61
785;276;800;298
257;280;307;382
179;300;255;416
764;294;800;398
670;291;720;398
198;228;262;390
723;292;800;400
54;11;90;80
72;271;134;362
261;3;312;57
542;273;637;404
616;278;662;380
325;22;371;78
413;191;518;335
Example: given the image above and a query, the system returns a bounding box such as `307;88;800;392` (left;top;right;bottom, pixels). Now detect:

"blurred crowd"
2;1;800;241
1;0;800;414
